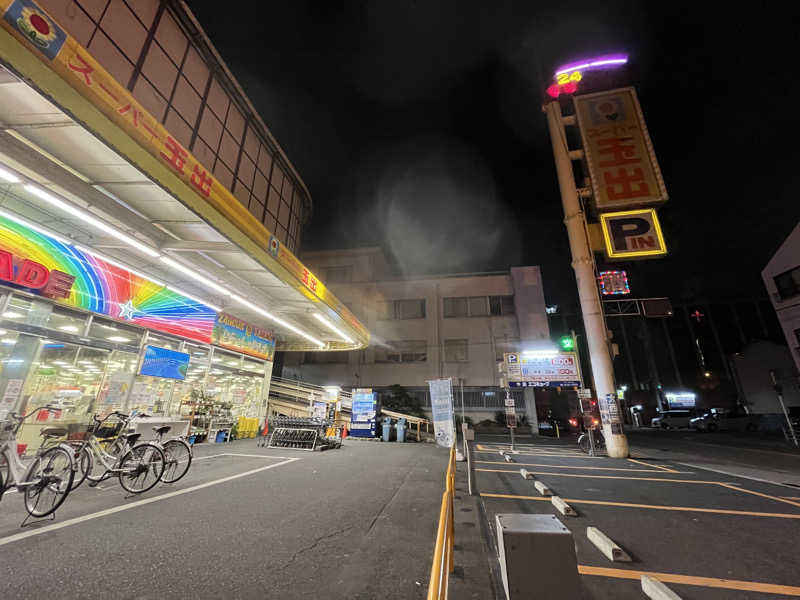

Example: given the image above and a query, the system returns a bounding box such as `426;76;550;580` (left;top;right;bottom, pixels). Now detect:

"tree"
381;384;426;418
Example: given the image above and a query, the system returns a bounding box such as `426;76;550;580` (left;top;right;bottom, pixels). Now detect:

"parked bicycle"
578;428;605;455
75;411;166;494
136;413;193;484
0;406;76;519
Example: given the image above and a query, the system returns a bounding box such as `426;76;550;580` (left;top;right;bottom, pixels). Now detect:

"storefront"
0;212;276;449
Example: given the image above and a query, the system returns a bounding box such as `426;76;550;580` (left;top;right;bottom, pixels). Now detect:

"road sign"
504;398;515;407
504;352;581;387
599;208;667;260
578;388;592;399
505;406;516;415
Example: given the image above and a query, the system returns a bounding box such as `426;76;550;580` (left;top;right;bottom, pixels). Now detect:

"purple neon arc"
554;54;628;77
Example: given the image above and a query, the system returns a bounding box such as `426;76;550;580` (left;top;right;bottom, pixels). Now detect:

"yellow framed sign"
599;209;667;259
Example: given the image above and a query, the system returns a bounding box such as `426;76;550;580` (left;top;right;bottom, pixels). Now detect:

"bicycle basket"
92;417;124;439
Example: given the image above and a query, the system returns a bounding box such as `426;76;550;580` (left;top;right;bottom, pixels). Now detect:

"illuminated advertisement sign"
139;345;190;380
598;270;630;295
599;209;667;259
212;312;275;361
574;87;668;210
504;352;581;387
547;53;628;98
0;215;216;342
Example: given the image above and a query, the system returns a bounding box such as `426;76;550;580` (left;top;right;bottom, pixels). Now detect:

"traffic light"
559;335;575;351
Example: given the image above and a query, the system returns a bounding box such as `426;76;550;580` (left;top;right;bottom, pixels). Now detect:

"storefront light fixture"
24;184;160;258
313;314;354;344
0;166;21;183
1;338;16;344
59;325;79;332
2;311;22;319
107;336;130;342
230;293;325;348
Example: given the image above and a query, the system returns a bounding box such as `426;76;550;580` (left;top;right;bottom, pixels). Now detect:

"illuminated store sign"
0;215;216;343
598;270;630;295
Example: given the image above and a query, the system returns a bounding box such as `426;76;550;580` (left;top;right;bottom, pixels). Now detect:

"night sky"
190;1;799;308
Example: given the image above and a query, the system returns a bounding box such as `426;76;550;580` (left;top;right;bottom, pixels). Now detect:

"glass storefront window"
170;342;210;416
44;306;88;336
145;332;182;351
95;349;139;416
89;318;143;347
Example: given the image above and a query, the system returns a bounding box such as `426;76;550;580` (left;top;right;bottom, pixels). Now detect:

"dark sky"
189;1;799;307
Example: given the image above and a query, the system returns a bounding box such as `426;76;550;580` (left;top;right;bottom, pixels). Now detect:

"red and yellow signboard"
0;0;368;344
574;87;668;211
599;208;667;260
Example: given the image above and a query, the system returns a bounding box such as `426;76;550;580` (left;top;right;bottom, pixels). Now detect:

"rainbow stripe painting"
0;215;216;343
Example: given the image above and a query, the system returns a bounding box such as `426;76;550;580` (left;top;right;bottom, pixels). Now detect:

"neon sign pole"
542;52;631;458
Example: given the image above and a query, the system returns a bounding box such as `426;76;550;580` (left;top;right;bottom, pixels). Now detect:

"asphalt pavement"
471;431;800;599
0;438;449;599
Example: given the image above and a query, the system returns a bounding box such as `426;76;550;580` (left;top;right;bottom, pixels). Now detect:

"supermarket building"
0;0;368;445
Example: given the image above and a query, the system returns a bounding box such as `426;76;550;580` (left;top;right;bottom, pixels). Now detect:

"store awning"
0;17;368;352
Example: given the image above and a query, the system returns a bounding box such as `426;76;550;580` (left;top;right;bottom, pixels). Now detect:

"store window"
444;339;469;363
89;318;143;347
170;342;211;416
775;267;800;300
489;296;515;316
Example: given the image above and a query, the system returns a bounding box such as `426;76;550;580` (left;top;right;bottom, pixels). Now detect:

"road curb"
534;481;552;496
586;526;631;562
551;496;576;516
641;575;682;599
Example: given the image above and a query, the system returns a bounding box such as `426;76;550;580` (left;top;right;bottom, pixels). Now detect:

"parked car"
651;410;695;429
689;408;760;432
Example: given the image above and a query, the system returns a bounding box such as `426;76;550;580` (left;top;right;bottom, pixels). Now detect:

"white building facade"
762;222;800;373
282;248;551;422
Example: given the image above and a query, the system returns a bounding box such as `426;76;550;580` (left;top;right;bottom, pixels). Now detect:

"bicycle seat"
40;427;67;438
152;425;171;436
126;433;142;445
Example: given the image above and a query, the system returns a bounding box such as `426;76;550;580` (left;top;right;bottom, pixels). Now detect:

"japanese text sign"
599;209;667;260
574;88;667;210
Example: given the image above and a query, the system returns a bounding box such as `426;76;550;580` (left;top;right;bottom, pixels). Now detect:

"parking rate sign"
428;378;455;448
504;353;581;387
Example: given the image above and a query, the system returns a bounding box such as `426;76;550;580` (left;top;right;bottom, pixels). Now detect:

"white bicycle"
0;406;76;519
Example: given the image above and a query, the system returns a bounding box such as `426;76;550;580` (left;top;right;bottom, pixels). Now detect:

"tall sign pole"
543;100;629;458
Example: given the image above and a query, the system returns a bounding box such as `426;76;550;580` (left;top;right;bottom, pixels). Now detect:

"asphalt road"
0;438;449;599
471;432;800;599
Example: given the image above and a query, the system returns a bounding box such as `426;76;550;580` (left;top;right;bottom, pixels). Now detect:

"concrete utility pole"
543;100;629;458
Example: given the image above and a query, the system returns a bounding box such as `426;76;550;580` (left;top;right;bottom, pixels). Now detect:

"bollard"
551;496;577;516
519;469;534;480
534;481;552;496
586;527;631;562
641;575;683;600
496;514;581;599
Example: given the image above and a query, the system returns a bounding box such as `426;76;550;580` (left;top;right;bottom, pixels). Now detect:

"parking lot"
0;439;447;599
471;433;800;599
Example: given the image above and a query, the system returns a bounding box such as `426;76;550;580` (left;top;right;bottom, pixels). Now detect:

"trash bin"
382;417;392;442
396;418;407;443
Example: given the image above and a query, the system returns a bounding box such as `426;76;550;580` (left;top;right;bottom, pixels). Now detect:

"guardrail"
427;446;456;600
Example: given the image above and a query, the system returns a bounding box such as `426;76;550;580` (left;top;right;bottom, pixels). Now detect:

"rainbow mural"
0;215;216;343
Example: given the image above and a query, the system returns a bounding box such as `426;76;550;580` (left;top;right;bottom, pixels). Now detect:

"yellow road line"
782;496;800;500
475;451;600;459
578;565;800;596
476;468;722;484
474;460;691;473
627;458;677;473
716;482;800;510
480;493;800;519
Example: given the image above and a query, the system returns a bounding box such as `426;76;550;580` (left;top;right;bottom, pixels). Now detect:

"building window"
774;267;800;300
378;299;426;320
304;351;349;364
443;297;468;318
489;295;516;316
375;341;427;363
445;295;514;317
322;265;352;283
444;339;469;362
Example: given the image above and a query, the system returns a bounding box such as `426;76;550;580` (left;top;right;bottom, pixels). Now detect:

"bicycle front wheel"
86;438;124;483
118;443;164;494
161;439;192;484
23;446;75;517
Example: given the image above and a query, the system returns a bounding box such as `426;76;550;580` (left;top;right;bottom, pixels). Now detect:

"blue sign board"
509;380;581;388
350;391;377;437
139;345;190;380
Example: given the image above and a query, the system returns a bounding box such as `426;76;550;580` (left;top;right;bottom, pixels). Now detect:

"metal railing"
427;446;456;600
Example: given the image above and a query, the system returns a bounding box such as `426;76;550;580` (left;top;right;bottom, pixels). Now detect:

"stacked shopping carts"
264;416;342;451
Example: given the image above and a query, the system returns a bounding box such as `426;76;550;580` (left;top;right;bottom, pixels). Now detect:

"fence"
427;446;456;600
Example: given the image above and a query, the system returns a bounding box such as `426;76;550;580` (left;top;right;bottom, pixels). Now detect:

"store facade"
0;0;370;449
0;212;277;448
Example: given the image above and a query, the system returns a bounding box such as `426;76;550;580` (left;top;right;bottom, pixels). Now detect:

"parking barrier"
427;446;456;600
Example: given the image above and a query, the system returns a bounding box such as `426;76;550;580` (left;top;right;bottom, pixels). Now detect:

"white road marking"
0;457;299;547
193;453;291;461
